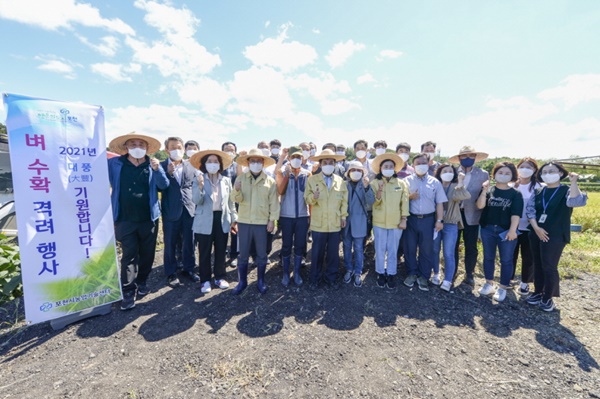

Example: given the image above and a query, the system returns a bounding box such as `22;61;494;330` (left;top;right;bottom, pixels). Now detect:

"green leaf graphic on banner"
41;244;120;313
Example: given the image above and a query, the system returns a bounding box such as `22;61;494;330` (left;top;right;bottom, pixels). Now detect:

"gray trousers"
238;223;268;265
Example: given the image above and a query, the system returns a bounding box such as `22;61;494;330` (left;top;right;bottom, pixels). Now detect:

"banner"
3;93;121;324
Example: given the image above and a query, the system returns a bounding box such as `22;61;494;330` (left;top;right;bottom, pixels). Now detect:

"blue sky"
1;0;599;159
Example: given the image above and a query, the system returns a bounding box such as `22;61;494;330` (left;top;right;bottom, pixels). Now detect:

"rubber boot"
281;256;291;287
293;255;303;286
232;262;248;295
257;263;268;294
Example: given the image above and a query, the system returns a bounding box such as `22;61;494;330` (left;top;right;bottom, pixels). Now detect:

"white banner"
3;93;121;324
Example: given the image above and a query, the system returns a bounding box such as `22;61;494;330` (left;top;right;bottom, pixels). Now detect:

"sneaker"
431;274;441;286
376;273;387;288
230;258;238;267
440;280;452;292
200;281;212;293
417;277;429;291
353;274;363;287
526;292;543;305
183;271;200;282
519;284;530;296
214;279;230;289
343;271;353;284
493;287;507;302
404;274;418;288
167;273;181;288
479;282;495;296
137;283;149;297
120;294;135;311
540;298;555;312
386;275;397;289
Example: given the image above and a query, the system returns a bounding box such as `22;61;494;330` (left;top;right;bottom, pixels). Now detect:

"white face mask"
310;149;316;156
271;148;280;155
205;163;220;174
441;172;454;182
249;162;264;174
290;158;302;169
375;148;386;156
381;169;395;178
186;149;198;158
226;151;235;158
336;151;345;156
128;147;146;159
260;148;270;156
415;164;429;176
426;152;436;161
349;171;363;181
495;174;512;184
302;150;311;159
169;149;184;161
321;165;335;176
518;168;534;178
542;173;561;184
398;153;410;162
355;150;367;159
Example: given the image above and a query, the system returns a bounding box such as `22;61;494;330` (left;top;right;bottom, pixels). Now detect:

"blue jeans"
342;230;365;275
480;224;517;286
373;226;402;275
404;215;435;279
433;223;459;282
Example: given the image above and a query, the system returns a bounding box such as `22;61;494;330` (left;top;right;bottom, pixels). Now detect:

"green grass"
572;191;600;233
561;192;600;277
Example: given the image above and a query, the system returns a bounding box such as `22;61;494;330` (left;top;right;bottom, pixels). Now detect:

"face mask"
186;149;198;158
128;147;146;159
260;148;270;156
460;158;475;168
169;149;184;161
290;158;302;169
226;151;235;158
426;152;436;161
302;150;311;159
271;148;280;155
349;171;362;181
441;172;454;182
355;150;367;159
205;163;220;174
518;168;534;178
321;165;335;176
382;169;395;178
336;151;345;156
375;148;386;156
542;173;561;184
398;153;410;162
415;164;429;176
495;174;512;184
249;162;263;174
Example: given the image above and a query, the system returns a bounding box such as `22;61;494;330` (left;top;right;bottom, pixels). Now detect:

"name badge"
539;214;547;223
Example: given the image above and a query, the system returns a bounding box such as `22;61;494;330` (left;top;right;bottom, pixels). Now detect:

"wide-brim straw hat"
309;149;346;162
109;132;161;155
236;148;276;167
371;153;404;174
448;145;489;164
189;149;233;171
345;160;367;178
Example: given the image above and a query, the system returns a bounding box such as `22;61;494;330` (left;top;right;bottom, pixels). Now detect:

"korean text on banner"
3;93;121;325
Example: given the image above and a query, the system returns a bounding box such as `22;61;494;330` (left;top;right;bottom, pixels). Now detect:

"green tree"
0;123;6;136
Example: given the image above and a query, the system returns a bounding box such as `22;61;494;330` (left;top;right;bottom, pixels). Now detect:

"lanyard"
541;186;560;214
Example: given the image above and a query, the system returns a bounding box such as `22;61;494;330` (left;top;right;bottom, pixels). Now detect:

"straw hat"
309;149;346;162
345;160;366;179
236;148;276;167
108;132;161;155
189;149;233;171
448;145;489;164
371;153;404;174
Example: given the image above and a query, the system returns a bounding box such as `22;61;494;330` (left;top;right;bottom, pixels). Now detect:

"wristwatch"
436;219;443;223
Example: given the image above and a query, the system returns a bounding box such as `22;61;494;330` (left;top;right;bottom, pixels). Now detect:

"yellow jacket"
233;171;280;225
305;173;348;232
370;177;410;229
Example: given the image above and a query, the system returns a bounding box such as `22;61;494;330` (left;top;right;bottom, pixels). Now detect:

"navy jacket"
160;159;197;222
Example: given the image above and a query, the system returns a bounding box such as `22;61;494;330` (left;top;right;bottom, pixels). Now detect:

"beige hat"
109;132;161;155
448;145;489;164
189;149;233;171
345;160;366;179
309;149;346;162
371;153;404;174
236;148;276;167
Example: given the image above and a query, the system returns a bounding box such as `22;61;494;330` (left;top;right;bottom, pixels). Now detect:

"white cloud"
357;73;376;85
377;49;403;60
326;40;365;69
176;77;230;114
35;56;79;79
312;28;320;34
537;74;600;109
286;72;358;115
77;35;119;57
0;0;134;35
265;20;271;28
135;0;198;38
243;23;318;72
90;62;141;82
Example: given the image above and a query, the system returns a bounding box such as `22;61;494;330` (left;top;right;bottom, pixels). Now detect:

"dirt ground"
1;237;599;399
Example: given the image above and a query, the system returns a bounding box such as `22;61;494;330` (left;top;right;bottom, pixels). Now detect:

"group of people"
107;132;587;313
